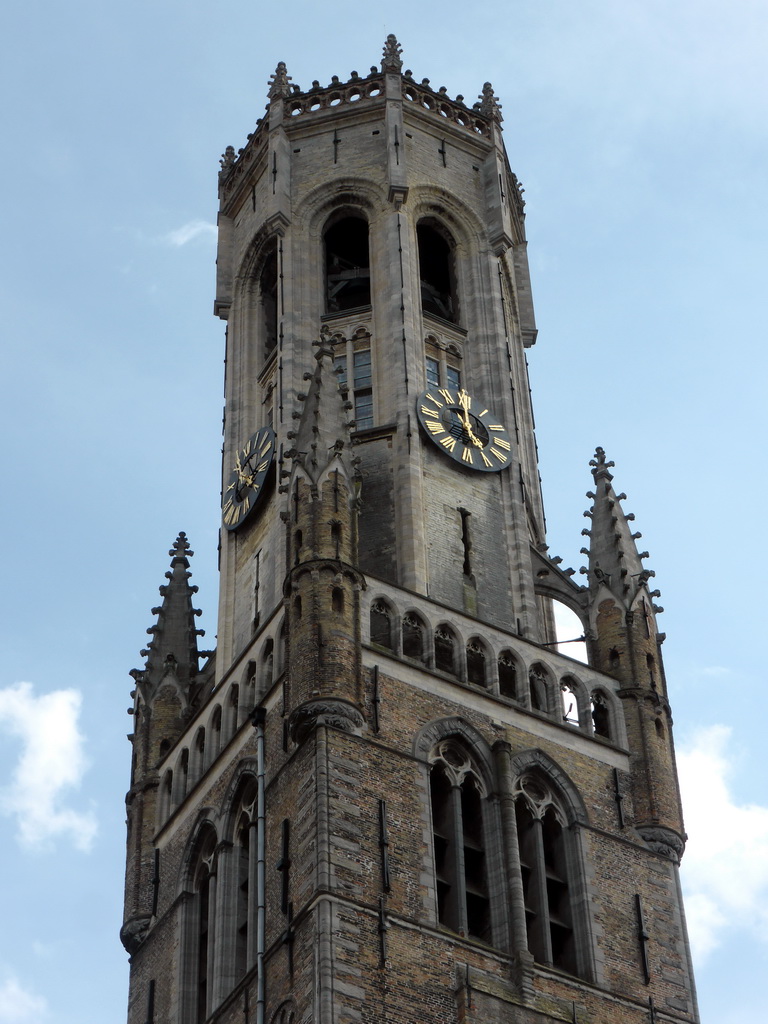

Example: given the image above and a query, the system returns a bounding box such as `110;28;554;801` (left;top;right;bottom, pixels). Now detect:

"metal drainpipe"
250;706;267;1024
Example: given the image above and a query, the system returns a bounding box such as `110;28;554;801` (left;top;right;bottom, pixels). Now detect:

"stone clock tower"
121;36;699;1024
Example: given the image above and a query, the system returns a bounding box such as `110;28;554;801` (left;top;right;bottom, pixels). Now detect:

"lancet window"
429;740;491;942
418;222;458;324
402;612;428;664
498;650;518;699
183;825;218;1024
370;600;395;651
259;241;278;358
434;624;458;676
324;215;371;312
466;638;488;687
514;773;577;974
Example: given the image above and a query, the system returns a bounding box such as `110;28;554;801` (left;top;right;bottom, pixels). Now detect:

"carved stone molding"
289;697;365;744
120;914;152;955
637;825;685;863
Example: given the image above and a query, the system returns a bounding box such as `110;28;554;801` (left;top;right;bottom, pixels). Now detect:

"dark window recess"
426;356;440;388
325;217;371;312
332;587;344;614
591;691;611;738
516;795;576;975
370;601;394;650
418;224;457;323
430;756;490;943
430;767;455;929
402;614;426;662
260;244;278;357
235;821;249;980
529;665;547;711
498;653;517;698
461;777;490;941
434;627;456;675
466;642;487;687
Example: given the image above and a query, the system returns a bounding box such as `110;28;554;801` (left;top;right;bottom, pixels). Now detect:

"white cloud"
161;220;217;247
0;975;47;1023
678;725;768;962
0;682;97;851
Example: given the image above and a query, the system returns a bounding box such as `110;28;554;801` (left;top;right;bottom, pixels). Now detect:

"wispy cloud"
161;220;217;247
678;725;768;961
0;973;47;1023
0;682;97;851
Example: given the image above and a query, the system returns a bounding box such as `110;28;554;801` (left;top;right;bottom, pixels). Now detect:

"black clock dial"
222;427;275;531
416;388;513;472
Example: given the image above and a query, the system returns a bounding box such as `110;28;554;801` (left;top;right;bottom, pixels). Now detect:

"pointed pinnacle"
268;61;293;99
381;33;403;73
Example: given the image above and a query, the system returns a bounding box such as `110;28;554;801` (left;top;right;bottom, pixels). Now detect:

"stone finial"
381;34;403;73
479;82;503;122
219;145;236;181
589;446;615;482
268;61;293;99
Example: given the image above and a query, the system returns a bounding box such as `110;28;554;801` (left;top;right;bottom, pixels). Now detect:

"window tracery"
513;772;577;975
429;740;491;942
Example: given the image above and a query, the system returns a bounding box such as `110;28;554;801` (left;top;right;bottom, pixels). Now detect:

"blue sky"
1;3;766;1022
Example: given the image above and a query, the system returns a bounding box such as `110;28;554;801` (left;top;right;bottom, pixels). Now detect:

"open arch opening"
417;222;457;323
324;215;370;312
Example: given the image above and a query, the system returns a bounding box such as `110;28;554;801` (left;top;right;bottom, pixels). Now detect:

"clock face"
416;388;513;472
222;427;276;531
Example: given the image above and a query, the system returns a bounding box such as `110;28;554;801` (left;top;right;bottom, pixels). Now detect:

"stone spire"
580;447;656;609
131;533;204;698
284;326;361;485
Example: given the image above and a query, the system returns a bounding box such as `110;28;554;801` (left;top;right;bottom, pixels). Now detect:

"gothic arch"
297;177;385;236
407;185;486;250
413;716;494;784
219;758;260;839
506;748;588;826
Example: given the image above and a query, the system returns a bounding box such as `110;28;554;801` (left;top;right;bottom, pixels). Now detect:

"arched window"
528;663;550;713
402;612;428;664
175;748;189;804
184;826;218;1024
560;676;581;727
259;241;278;358
590;689;612;740
226;684;240;739
429;740;490;942
325;215;370;312
209;705;222;763
370;600;394;651
514;774;576;974
332;587;344;614
260;639;275;694
278;618;287;677
159;769;173;822
498;650;518;699
466;638;488;687
434;625;458;676
191;727;206;785
244;662;257;714
417;222;457;323
232;781;257;982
